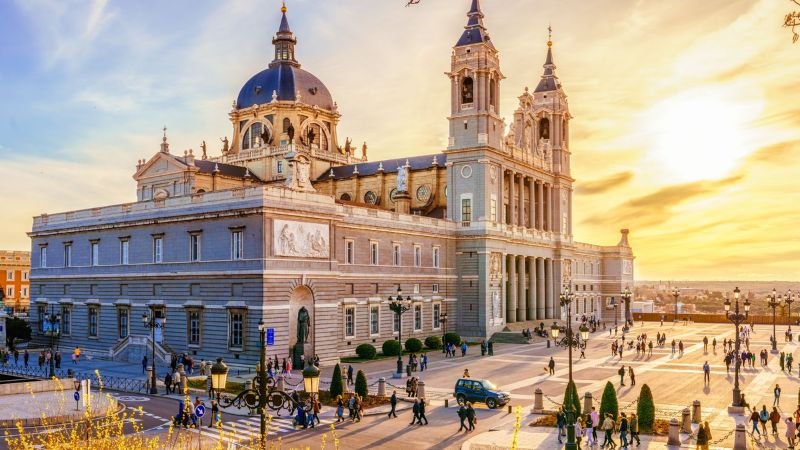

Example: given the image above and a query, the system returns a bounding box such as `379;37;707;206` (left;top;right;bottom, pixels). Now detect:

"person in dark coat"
418;398;429;425
387;390;398;418
466;403;476;431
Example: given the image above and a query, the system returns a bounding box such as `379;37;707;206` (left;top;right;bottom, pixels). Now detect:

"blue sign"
266;328;275;346
194;404;205;418
74;391;80;401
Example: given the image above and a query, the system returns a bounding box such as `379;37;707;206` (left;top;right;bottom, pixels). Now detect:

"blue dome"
236;64;334;110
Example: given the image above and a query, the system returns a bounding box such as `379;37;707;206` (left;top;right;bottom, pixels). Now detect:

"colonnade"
503;254;555;323
498;169;554;231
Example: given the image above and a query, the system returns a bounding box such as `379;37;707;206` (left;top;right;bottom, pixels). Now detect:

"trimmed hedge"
443;332;462;347
424;336;442;350
382;339;402;357
599;381;619;422
563;379;581;418
329;363;345;399
355;370;369;398
405;338;423;353
355;343;377;360
637;384;655;432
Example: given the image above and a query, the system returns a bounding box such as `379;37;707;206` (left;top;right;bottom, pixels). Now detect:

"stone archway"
288;285;314;368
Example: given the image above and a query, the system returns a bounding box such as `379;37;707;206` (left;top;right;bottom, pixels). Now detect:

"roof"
236;64;334;110
315;153;447;181
455;0;493;48
534;46;561;93
190;159;264;182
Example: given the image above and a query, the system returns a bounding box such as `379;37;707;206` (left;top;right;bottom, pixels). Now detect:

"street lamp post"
43;305;62;378
388;287;412;375
141;312;166;395
621;287;632;329
768;289;780;353
610;297;618;330
550;286;590;450
672;287;680;323
785;290;795;332
724;287;750;407
439;312;448;353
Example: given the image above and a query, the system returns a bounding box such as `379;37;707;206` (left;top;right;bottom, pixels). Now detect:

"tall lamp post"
621;287;632;329
388;287;412;375
767;289;781;353
141;312;166;395
610;297;618;330
550;286;590;450
672;287;680;323
43;306;61;378
439;312;448;353
724;287;750;407
785;290;795;332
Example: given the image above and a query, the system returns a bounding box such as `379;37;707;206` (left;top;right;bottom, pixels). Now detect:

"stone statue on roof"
220;136;229;154
362;141;368;160
200;140;207;160
397;162;409;193
260;126;272;146
344;137;352;154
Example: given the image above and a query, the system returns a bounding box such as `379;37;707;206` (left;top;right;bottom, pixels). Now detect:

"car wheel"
486;398;497;409
457;394;467;406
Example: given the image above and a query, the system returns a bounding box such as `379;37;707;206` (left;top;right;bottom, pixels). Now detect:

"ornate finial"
281;1;287;13
160;126;170;153
162;125;167;141
547;24;553;48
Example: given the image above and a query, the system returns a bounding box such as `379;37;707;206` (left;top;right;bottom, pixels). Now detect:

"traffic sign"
74;391;80;402
266;328;275;346
194;404;205;418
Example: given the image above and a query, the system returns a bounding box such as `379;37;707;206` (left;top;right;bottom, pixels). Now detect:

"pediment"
133;153;191;181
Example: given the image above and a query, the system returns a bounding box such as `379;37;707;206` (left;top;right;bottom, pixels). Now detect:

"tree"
563;379;581;418
6;317;31;351
786;1;800;43
599;381;619;422
329;363;345;399
637;384;655;433
355;369;369;398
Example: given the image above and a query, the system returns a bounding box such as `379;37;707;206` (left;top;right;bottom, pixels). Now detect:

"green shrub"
424;336;442;350
355;370;369;398
636;384;655;432
355;343;377;359
443;332;462;347
405;338;423;353
599;381;619;422
329;363;345;399
563;380;581;418
382;339;402;357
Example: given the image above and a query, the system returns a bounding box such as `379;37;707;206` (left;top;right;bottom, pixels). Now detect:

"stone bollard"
417;380;426;399
680;408;692;434
277;375;285;391
377;377;386;397
146;366;154;392
733;423;747;450
245;380;253;392
178;364;187;394
667;418;681;445
691;400;701;423
532;388;544;414
583;392;593;415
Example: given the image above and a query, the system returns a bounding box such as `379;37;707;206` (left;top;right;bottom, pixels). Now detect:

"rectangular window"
37;305;46;333
393;312;400;333
370;305;379;335
414;304;422;331
6;271;13;280
63;244;72;267
190;234;201;262
40;247;47;268
229;310;244;349
345;239;355;265
6;286;13;297
414;245;422;267
461;197;472;226
433;303;441;329
22;287;28;297
392;244;401;266
120;240;129;265
23;271;28;281
277;161;283;174
231;230;243;260
413;283;420;294
61;307;71;336
490;196;498;222
432;247;440;268
91;242;99;266
118;308;129;339
153;237;163;263
432;283;440;294
370;242;379;265
188;310;201;346
345;306;355;338
88;307;99;338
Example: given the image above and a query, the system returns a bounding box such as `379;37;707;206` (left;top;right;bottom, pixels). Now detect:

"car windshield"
481;380;498;390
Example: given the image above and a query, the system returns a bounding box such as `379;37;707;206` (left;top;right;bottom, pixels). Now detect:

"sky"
0;0;798;281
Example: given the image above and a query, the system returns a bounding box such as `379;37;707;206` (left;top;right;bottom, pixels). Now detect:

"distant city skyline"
1;0;798;281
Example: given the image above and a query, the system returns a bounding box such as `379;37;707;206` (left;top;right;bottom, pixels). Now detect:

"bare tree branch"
787;0;800;43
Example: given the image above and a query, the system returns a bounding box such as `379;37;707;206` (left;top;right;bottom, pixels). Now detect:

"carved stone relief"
274;220;330;258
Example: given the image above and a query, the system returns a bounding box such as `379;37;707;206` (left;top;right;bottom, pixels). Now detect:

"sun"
639;84;764;183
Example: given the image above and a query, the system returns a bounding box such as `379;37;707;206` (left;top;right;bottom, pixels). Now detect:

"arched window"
340;193;352;202
242;122;266;150
489;79;496;108
303;123;328;151
283;118;292;133
461;77;474;105
539;117;550;140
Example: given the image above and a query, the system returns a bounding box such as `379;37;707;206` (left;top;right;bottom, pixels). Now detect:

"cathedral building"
28;1;633;368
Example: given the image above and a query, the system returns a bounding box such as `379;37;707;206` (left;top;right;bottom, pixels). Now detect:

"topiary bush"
382;339;402;357
355;343;377;360
599;381;619;422
329;363;345;399
443;332;462;347
424;336;442;350
636;384;655;432
355;369;369;398
405;338;423;353
563;379;581;418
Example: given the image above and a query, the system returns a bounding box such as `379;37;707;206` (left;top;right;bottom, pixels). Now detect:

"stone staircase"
111;335;171;364
489;332;532;345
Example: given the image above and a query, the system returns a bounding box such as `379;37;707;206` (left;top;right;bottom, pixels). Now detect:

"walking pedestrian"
774;384;782;407
712;338;717;352
418;398;429;425
629;412;640;446
759;405;769;435
336;395;345;422
210;399;221;428
387;390;398;418
618;366;626;386
602;413;617;448
410;399;420;425
619;412;629;449
312;397;321;425
347;364;354;386
785;417;796;449
142;355;148;374
769;406;781;436
164;371;173;394
628;366;636;386
556;408;566;444
780;352;786;371
696;420;708;450
548;357;556;375
458;404;469;431
461;341;468;357
703;336;708;352
702;421;712;450
575;417;584;450
466;403;476;432
590;407;599;443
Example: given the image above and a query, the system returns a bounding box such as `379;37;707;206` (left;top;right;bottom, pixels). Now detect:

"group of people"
557;407;650;449
174;396;221;429
335;393;362;423
407;353;427;372
444;341;469;358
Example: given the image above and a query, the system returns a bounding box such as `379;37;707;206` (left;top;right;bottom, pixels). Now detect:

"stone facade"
0;250;31;313
28;2;633;368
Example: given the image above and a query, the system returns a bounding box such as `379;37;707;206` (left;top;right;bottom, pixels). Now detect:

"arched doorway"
288;286;314;368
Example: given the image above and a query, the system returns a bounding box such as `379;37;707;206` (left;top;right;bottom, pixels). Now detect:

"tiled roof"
315;153;447;181
191;159;264;182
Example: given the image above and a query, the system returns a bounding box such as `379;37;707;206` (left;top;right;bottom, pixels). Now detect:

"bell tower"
532;28;571;177
446;0;505;151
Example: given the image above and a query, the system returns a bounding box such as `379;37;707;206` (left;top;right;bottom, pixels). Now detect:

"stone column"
510;171;518;226
527;257;536;320
498;166;505;224
517;256;527;322
528;178;536;230
518;175;525;227
536;257;546;319
536;181;543;230
507;254;517;323
545;184;552;231
545;258;554;318
500;252;507;322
